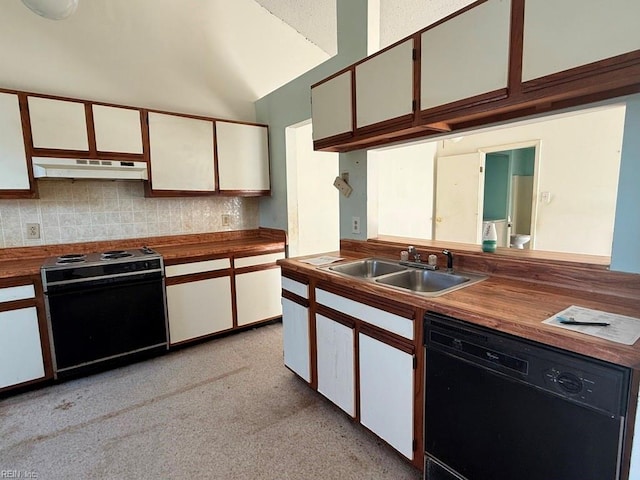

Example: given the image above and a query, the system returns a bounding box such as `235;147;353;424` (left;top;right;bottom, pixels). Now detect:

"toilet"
510;234;531;249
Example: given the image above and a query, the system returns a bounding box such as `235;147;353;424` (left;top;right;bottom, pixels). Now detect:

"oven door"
45;272;168;373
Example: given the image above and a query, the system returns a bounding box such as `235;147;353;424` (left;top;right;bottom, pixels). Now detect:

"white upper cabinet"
421;0;511;110
216;121;270;192
356;39;414;128
92;105;143;154
148;112;215;192
311;71;353;141
0;93;30;191
522;0;640;82
28;96;89;150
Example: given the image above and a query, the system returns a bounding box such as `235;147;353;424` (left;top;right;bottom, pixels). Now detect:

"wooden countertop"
279;252;640;369
0;228;286;279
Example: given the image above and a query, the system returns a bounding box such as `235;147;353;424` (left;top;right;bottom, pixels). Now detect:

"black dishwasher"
424;312;630;480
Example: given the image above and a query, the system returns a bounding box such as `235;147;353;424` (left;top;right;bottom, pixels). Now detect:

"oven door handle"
45;272;164;295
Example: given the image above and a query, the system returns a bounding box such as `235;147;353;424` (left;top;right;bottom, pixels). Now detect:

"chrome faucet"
442;249;454;273
408;246;421;263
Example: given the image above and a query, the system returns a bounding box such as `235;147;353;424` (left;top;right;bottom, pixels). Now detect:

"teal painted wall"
483;153;510;220
255;0;369;237
512;147;535;176
611;95;640;273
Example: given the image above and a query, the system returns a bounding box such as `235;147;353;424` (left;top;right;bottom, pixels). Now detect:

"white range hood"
32;157;149;180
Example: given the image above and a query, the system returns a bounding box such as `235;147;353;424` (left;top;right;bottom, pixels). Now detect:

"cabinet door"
216;121;270;192
236;267;282;326
311;71;353;141
92;105;143;154
421;0;510;110
282;297;310;382
359;333;414;459
166;276;233;344
316;314;355;417
0;307;45;389
630;390;640;480
28;96;89;150
0;93;30;191
522;0;640;82
356;39;414;129
148;112;215;192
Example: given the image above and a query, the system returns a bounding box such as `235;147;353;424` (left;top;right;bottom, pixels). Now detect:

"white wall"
0;181;258;248
436;105;626;256
370;142;436;239
286;122;339;257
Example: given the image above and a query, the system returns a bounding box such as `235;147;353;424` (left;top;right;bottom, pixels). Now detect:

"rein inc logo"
0;471;37;478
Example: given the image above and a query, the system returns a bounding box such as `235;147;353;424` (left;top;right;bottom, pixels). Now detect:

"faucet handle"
408;245;416;254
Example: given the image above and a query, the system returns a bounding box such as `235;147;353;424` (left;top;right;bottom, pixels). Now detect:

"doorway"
285;120;339;257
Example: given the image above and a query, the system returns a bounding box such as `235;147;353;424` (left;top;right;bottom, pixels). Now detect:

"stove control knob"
556;372;583;394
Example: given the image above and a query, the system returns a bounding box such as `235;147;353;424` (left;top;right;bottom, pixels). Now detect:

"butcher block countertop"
0;228;286;280
280;241;640;369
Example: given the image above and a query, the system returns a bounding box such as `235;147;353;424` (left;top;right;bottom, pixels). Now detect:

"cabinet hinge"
412;48;417;61
412;439;417;452
413;355;417;370
412;100;417;112
480;166;484;173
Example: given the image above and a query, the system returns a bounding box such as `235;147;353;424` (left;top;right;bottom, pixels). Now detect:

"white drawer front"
281;277;308;299
315;288;413;340
165;258;230;277
235;252;285;268
0;285;36;303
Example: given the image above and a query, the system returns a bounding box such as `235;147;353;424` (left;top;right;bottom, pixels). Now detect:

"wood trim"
85;102;97;157
315;280;416;319
0;298;36;313
164;252;232;266
282;289;309;308
508;0;525;98
415;0;488;36
355;113;415;138
217;189;271;197
213;120;220;192
234;262;280;275
412;33;421;124
351;67;357;135
230;264;238;328
358;322;415;355
311;65;353;90
316;304;356;329
165;269;231;286
418;88;509;121
281;269;310;285
234;247;285;259
308;279;318;390
412;306;426;470
313;132;354;151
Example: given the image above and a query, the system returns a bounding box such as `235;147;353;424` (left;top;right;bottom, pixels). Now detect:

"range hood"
32;157;149;180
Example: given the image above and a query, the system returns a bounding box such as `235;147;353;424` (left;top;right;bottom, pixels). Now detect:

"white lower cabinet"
316;314;355;417
167;276;233;344
359;332;414;459
235;267;282;326
282;297;310;382
0;307;45;389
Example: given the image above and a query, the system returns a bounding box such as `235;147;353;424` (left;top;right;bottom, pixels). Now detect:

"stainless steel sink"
323;257;487;297
375;269;487;296
328;258;407;278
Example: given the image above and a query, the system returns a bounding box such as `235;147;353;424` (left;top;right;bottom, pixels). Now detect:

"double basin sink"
323;258;487;297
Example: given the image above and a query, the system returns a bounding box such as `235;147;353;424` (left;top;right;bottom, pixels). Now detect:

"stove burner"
101;252;133;260
58;253;86;260
56;257;86;265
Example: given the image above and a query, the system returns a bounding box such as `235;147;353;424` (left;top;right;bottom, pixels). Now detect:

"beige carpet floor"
0;322;422;479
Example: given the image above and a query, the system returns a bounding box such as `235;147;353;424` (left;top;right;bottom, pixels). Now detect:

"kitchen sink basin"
375;269;487;296
328;258;407;278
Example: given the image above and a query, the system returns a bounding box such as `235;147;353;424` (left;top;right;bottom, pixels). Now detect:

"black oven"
42;248;169;378
424;312;630;480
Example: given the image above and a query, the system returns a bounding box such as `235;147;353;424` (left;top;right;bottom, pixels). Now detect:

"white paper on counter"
299;255;344;266
543;305;640;345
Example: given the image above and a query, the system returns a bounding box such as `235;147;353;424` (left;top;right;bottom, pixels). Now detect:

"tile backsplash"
0;180;260;248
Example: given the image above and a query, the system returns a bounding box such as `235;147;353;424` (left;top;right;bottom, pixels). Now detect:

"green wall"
255;0;369;238
483;153;511;221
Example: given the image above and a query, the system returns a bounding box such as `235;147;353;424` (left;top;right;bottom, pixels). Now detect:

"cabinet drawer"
166;259;230;277
234;252;284;268
281;277;308;299
315;288;413;340
0;284;36;303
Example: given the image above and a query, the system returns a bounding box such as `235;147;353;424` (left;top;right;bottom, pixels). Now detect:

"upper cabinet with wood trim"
147;112;216;194
92;105;143;154
311;0;640;152
0;92;32;196
216;121;270;194
420;0;511;112
311;70;353;144
355;39;415;130
27;96;89;151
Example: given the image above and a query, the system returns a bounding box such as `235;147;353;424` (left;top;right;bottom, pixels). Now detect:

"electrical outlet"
26;223;40;239
221;214;231;227
352;216;361;234
333;176;353;197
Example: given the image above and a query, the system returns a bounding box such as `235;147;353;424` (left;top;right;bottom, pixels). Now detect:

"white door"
359;333;414;459
0;92;30;190
311;71;353;141
434;153;484;244
0;307;45;388
316;314;355;417
282;297;310;382
235;268;282;326
92;105;143;154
